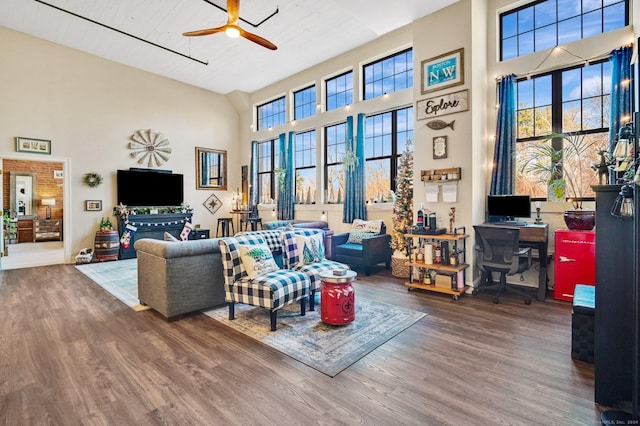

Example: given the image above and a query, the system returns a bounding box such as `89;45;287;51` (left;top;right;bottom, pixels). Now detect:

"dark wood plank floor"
0;264;601;425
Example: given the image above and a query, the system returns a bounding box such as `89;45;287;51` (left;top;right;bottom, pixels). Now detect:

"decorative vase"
564;209;595;230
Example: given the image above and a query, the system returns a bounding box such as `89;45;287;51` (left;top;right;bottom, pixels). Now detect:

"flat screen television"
487;195;531;222
117;169;184;207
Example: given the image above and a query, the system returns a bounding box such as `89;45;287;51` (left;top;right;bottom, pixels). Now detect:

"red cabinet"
554;229;596;301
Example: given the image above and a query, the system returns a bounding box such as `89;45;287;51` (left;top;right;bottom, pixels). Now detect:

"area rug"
75;259;150;311
203;297;426;377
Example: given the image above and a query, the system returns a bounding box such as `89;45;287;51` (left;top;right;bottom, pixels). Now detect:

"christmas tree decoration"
390;140;413;278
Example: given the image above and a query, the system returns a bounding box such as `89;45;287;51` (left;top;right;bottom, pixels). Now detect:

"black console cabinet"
593;185;633;406
118;213;193;259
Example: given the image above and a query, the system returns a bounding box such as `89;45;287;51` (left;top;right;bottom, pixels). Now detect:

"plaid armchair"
219;234;309;331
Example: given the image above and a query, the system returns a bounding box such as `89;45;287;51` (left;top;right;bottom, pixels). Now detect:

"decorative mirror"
196;147;227;190
10;172;38;219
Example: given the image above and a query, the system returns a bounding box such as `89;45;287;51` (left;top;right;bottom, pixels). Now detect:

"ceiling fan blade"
239;28;278;50
182;26;226;37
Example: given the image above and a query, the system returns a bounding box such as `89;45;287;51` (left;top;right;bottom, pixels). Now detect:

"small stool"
243;217;263;231
571;284;595;363
216;218;234;237
319;270;357;325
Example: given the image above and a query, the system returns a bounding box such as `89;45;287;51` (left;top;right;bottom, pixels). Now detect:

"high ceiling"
0;0;459;94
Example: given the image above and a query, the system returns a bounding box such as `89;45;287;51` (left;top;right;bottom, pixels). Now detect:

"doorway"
1;154;70;270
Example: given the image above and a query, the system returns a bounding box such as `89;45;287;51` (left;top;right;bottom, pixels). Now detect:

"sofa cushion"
294;233;326;265
334;243;364;257
238;242;279;279
164;231;179;242
351;219;383;234
346;231;376;245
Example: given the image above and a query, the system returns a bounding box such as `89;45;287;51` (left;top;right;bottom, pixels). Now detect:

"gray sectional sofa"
134;238;226;321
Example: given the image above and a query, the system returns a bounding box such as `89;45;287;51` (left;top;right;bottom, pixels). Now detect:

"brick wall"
2;159;64;219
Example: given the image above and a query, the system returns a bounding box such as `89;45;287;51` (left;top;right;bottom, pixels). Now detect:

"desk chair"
473;225;533;304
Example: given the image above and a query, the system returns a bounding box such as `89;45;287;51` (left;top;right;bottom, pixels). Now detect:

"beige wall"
0;27;240;262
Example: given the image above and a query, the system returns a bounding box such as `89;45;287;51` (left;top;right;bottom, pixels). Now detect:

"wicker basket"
391;255;410;279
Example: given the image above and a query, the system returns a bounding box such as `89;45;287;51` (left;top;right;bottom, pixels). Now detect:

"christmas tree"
390;140;413;256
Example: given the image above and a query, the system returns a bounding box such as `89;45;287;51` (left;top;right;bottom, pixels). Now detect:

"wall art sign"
421;48;464;94
16;137;51;154
416;89;469;120
433;136;448;159
85;200;102;211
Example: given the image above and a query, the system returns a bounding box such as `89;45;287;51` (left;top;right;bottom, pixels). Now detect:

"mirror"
196;147;227;190
10;172;37;219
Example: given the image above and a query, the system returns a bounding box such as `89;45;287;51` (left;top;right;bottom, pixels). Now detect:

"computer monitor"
487;195;532;222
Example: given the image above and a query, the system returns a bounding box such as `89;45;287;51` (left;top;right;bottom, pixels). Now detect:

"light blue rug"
75;259;150;311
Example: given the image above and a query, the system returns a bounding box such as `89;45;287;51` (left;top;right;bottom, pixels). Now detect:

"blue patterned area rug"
203;296;426;377
75;259;150;312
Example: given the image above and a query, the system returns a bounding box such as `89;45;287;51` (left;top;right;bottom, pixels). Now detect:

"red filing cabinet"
554;229;596;301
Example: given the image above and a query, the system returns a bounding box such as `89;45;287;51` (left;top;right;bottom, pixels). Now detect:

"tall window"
294;130;316;204
324;122;347;203
363;48;413;100
257;97;286;131
364;106;414;202
326;71;353;111
515;61;611;199
293;86;316;120
256;139;279;203
500;0;628;61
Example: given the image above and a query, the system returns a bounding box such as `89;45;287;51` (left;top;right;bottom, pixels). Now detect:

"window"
257;97;286;130
325;71;353;111
515;61;611;199
500;0;628;60
294;130;317;204
293;86;316;120
364;106;414;202
324;122;347;203
256;139;279;203
363;48;413;100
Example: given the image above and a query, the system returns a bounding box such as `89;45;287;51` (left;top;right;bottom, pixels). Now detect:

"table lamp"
42;198;55;219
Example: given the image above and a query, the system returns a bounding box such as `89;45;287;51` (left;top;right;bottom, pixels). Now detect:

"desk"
482;223;549;301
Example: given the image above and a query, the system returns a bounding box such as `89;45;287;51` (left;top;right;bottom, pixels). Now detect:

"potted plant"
520;132;599;230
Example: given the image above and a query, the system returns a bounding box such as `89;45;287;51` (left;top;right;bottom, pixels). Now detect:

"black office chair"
473;225;533;304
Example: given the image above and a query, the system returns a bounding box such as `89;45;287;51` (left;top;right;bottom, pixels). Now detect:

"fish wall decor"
426;119;455;131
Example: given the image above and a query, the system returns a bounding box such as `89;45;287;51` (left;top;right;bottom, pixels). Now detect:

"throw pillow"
351;219;383;234
164;232;179;242
346;231;375;245
294;234;325;265
283;223;296;231
238;243;279;279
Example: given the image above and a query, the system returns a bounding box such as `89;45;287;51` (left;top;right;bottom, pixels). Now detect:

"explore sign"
417;90;469;120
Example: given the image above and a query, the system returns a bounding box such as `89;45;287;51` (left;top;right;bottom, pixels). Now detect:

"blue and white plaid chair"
219;234;310;331
281;229;350;311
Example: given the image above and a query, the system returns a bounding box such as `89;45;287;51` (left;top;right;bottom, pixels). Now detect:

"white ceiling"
0;0;459;94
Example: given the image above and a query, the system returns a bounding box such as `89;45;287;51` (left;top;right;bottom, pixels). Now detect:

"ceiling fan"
183;0;277;50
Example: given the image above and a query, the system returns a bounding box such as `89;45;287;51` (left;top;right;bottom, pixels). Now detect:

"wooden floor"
0;264;601;425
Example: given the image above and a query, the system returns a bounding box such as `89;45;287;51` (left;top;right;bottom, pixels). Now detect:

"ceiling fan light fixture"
225;26;240;38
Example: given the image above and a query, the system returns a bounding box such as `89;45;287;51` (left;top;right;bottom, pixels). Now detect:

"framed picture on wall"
421;48;464;94
16;137;51;155
433;136;448;159
85;200;102;211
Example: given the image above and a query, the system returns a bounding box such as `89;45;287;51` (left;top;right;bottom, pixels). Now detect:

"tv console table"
118;213;193;259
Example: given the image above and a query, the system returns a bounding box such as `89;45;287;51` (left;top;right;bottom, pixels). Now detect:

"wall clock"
129;129;172;167
203;193;222;215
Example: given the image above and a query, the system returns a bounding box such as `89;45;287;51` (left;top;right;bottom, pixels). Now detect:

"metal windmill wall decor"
129;129;172;167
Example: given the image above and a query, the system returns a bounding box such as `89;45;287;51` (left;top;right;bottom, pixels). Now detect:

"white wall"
0;27;240;262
